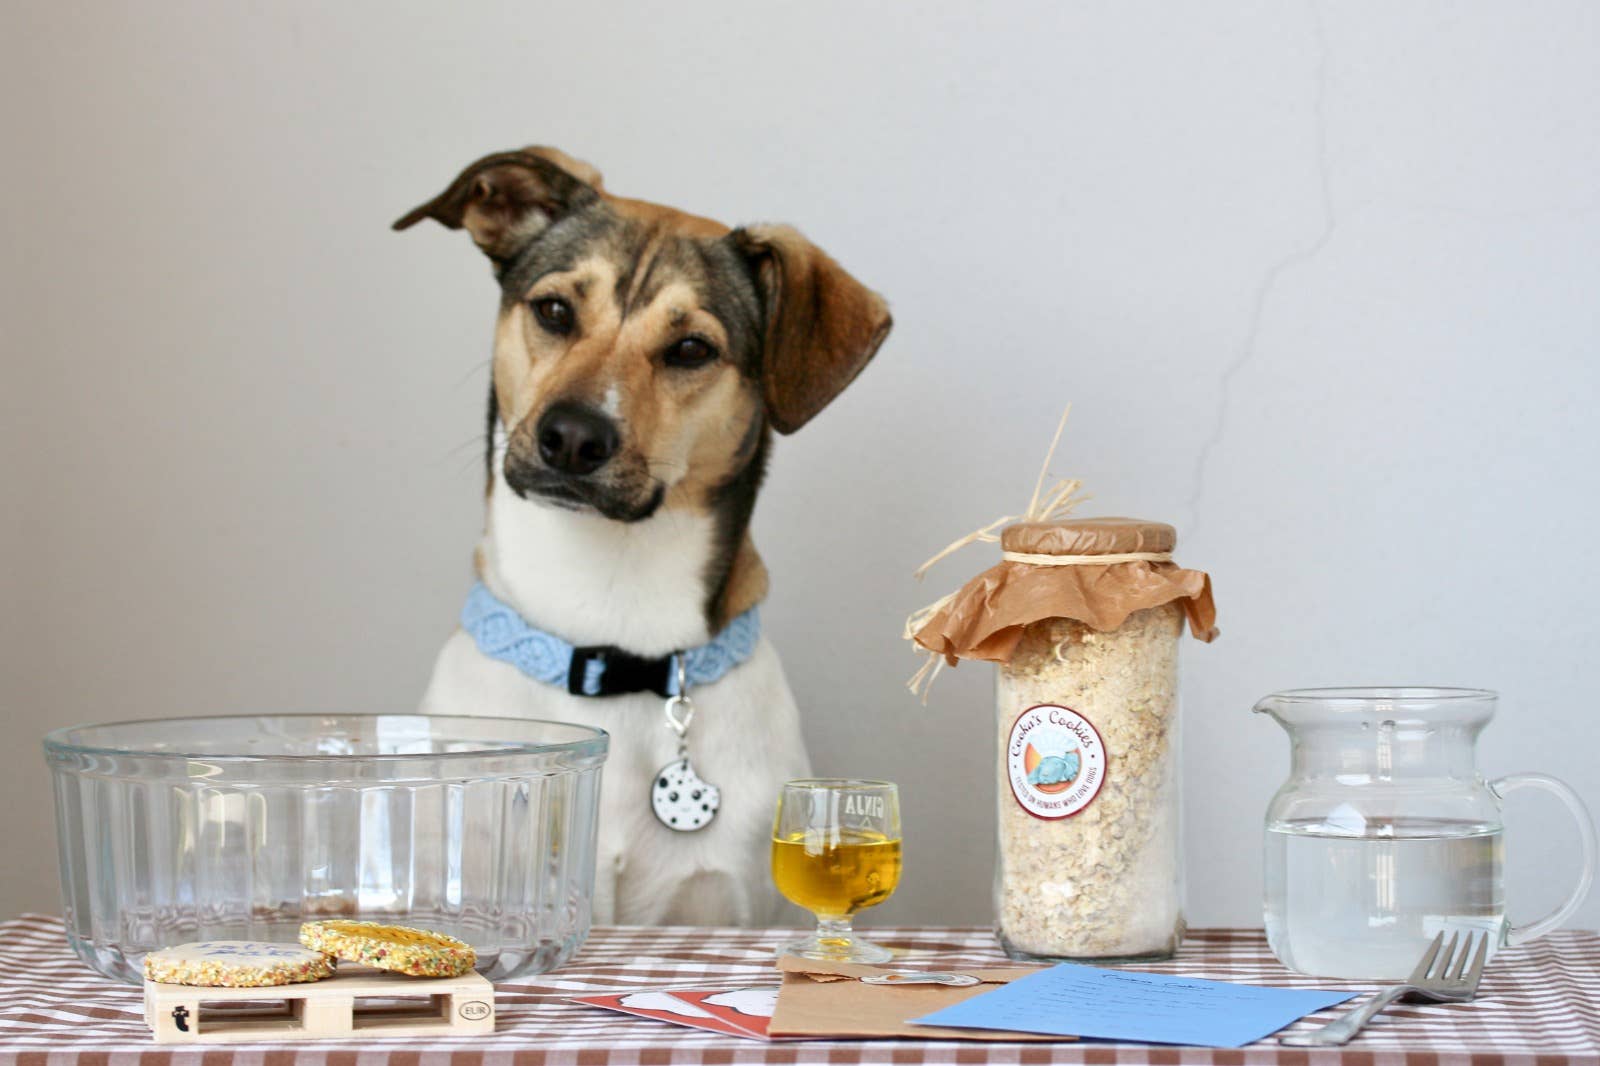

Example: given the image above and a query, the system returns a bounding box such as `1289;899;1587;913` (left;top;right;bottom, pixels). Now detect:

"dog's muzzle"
502;410;666;522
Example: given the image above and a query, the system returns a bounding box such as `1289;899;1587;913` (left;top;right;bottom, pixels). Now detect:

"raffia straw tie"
1000;550;1173;566
906;403;1088;702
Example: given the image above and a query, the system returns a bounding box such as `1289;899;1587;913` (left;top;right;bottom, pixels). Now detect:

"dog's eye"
663;337;717;369
530;297;575;335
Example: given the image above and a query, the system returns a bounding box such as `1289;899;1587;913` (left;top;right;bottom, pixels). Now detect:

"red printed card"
572;986;785;1041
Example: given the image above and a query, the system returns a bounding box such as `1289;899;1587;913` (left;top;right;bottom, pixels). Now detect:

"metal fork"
1279;931;1490;1046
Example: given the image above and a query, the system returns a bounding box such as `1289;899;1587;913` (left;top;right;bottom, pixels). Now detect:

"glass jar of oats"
910;516;1217;962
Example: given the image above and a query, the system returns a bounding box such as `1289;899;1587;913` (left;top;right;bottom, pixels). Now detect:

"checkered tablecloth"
1;915;1596;1065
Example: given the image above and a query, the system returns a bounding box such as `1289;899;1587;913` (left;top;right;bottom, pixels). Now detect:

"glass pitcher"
1256;687;1596;980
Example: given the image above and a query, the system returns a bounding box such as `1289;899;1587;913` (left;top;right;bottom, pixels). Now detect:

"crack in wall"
1185;0;1339;537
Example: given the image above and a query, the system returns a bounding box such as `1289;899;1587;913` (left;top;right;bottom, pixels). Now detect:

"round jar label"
1006;704;1106;819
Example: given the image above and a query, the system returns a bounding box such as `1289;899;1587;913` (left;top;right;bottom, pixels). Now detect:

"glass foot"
778;924;893;964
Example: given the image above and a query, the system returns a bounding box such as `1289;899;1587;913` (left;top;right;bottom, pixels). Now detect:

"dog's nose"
536;403;620;476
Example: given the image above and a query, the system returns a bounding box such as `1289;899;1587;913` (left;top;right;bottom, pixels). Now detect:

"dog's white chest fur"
420;464;810;926
482;472;714;655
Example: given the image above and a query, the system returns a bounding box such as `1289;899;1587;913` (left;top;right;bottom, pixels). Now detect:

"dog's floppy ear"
732;224;892;435
393;146;603;264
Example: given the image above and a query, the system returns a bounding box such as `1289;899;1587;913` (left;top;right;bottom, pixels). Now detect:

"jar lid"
1000;516;1176;557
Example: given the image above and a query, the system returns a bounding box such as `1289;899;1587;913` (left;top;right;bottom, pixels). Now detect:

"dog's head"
396;146;891;524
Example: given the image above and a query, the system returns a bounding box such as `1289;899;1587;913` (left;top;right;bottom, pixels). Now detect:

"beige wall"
3;0;1597;932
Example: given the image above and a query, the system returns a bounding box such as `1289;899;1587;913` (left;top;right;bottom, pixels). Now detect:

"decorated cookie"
298;920;476;977
652;758;721;831
143;940;335;987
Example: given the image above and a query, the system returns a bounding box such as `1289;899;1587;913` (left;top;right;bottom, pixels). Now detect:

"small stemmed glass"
771;779;902;963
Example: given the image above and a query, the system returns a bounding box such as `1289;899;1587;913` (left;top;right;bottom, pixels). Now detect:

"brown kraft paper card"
767;956;1072;1042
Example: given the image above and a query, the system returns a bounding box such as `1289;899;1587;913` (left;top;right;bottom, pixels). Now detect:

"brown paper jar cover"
912;516;1218;666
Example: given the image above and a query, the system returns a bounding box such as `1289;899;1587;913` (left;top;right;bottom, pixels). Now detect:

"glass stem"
816;916;854;946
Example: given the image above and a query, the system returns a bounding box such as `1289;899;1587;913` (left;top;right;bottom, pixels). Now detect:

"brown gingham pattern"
0;915;1595;1065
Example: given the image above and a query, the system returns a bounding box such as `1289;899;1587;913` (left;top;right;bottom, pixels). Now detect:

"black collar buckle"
568;644;675;699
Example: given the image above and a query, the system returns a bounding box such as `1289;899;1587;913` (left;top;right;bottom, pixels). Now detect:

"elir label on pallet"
143;966;495;1044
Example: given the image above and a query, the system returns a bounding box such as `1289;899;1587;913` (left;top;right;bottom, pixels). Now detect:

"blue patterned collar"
460;582;761;698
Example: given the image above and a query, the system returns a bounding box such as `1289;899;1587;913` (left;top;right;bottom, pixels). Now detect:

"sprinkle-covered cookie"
143;940;335;987
298;920;477;977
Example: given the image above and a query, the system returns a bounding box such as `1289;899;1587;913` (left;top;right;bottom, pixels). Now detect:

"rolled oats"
997;605;1183;959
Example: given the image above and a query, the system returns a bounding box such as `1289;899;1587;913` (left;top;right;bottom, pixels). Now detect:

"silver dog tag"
651;670;719;831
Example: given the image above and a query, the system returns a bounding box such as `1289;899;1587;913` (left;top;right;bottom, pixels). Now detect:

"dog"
397;146;891;926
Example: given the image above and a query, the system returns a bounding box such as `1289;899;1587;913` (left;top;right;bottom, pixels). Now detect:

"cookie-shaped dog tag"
652;757;720;831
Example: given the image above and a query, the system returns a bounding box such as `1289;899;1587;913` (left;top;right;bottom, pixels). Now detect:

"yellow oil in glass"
771;829;902;917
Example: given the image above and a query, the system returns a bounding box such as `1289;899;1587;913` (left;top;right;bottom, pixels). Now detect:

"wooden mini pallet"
143;965;495;1044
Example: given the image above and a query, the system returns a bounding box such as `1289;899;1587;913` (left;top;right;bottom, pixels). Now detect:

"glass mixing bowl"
43;714;607;984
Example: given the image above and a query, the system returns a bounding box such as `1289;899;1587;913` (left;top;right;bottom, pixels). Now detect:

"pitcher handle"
1489;772;1598;946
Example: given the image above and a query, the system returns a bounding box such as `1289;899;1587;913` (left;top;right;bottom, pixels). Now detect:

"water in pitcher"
1264;817;1504;980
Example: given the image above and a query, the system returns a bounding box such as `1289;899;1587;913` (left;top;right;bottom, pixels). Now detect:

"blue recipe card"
912;964;1355;1047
